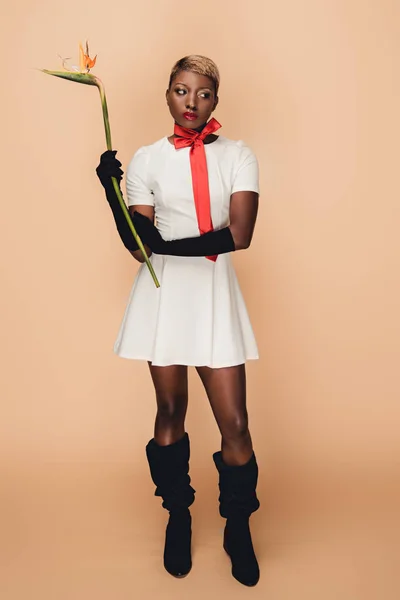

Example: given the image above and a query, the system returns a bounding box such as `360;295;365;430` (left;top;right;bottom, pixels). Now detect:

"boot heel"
223;526;230;556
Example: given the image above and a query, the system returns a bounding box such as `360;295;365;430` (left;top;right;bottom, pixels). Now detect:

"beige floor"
1;459;399;600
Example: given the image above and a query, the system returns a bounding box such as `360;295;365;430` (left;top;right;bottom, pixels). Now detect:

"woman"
96;55;261;587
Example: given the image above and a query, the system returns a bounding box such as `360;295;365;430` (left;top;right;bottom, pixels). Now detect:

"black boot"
213;451;260;587
146;433;195;577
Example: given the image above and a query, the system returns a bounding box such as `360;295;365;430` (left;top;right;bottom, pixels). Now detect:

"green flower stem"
97;81;160;288
97;80;112;149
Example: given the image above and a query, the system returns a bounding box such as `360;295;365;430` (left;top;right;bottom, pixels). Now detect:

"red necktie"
174;117;222;262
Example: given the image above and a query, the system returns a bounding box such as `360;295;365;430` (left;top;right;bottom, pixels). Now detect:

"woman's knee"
156;393;187;425
221;413;250;444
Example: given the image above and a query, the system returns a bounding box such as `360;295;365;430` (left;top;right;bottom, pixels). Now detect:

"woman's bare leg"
195;364;253;465
148;363;188;446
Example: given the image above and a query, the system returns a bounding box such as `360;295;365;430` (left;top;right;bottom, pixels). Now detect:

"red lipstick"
183;112;198;121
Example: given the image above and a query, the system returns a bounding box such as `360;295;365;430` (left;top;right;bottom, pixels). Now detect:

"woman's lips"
183;112;198;121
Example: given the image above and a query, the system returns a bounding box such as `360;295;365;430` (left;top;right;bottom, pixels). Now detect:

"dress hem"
113;350;259;368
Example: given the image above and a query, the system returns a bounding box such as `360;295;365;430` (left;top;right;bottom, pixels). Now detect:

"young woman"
96;55;261;587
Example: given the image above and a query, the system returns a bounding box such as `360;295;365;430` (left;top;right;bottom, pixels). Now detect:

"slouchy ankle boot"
213;451;260;586
146;433;195;577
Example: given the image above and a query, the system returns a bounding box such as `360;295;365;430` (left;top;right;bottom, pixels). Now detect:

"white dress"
113;134;259;368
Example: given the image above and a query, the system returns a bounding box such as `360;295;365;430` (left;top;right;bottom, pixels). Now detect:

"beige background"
1;0;400;598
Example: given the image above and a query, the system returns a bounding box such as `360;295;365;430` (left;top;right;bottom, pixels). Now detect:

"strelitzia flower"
58;41;97;73
41;42;160;288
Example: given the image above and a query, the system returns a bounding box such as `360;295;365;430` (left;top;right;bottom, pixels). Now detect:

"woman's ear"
165;89;170;105
213;95;219;111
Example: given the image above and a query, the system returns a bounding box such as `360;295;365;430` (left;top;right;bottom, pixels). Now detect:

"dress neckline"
165;135;222;148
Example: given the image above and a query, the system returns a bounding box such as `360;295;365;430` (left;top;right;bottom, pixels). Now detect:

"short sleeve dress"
113;135;259;368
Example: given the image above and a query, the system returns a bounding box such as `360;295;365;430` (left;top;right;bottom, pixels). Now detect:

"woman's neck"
173;120;208;135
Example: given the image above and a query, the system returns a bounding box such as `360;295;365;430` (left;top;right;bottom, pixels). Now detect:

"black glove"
132;211;235;257
96;150;139;251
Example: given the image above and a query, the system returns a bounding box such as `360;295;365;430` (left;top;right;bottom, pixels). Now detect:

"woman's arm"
131;190;259;257
128;205;153;263
228;190;259;250
96;150;154;262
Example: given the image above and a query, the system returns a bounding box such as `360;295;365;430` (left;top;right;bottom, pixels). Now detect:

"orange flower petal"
86;55;97;69
77;41;97;72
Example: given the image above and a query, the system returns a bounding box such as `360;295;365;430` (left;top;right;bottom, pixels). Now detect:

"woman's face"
166;70;218;129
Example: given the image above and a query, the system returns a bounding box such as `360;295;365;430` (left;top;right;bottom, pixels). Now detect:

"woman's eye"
175;89;186;95
199;92;211;99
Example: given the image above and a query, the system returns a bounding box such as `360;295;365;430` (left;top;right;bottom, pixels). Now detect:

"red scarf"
173;117;222;261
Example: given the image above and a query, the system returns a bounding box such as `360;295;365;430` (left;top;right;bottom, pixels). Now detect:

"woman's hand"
96;150;124;188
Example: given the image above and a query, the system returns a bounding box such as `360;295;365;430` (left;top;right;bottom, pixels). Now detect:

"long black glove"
132;211;235;257
96;150;139;251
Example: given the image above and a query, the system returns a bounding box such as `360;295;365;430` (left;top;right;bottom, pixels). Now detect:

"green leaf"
41;70;100;87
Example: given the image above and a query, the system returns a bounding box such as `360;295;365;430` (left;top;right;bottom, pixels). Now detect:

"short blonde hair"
168;55;220;96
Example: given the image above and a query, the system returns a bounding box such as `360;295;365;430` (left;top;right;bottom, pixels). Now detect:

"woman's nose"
186;95;197;110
